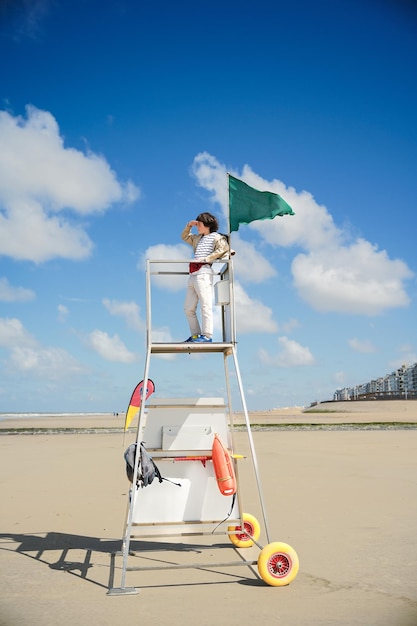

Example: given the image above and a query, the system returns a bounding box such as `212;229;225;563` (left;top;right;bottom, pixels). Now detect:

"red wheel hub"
268;552;291;578
235;521;253;542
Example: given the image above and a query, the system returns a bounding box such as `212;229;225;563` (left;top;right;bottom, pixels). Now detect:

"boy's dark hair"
196;212;219;233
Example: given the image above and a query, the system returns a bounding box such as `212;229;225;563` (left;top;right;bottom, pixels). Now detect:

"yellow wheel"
228;513;260;548
257;542;299;586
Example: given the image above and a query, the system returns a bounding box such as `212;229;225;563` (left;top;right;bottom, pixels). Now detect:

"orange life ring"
212;434;237;496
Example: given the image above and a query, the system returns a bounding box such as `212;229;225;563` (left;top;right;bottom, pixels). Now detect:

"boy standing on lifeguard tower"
181;212;229;343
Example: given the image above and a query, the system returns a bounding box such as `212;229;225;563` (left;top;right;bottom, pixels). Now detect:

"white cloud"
151;326;174;342
292;241;412;315
9;346;85;378
139;243;190;291
258;335;315;367
348;338;377;353
86;329;137;363
280;318;300;334
57;304;68;322
0;106;140;263
103;298;145;332
191;152;228;215
151;326;177;360
0;198;94;262
100;296;177;360
232;234;277;284
191;152;414;316
0;277;35;302
234;282;278;334
250;182;342;250
0;316;85;379
0;317;37;348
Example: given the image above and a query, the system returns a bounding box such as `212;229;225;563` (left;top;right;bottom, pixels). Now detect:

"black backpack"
124;442;181;488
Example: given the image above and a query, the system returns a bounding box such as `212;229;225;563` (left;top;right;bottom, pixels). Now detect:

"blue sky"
0;0;416;412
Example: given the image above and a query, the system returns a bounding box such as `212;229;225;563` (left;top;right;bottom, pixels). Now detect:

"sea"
0;412;115;422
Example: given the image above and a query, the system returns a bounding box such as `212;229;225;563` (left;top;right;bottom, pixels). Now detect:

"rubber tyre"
257;542;299;586
228;513;261;548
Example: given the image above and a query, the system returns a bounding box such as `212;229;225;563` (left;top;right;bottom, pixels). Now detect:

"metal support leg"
231;346;271;544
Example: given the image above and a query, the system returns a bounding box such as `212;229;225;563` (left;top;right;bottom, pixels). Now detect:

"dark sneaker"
194;335;212;343
184;335;198;342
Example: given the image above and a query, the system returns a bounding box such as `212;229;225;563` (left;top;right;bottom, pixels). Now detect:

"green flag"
228;174;295;233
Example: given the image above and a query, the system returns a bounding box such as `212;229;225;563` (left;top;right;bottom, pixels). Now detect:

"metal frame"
108;258;270;595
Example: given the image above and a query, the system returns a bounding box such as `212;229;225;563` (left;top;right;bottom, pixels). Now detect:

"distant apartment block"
334;363;417;401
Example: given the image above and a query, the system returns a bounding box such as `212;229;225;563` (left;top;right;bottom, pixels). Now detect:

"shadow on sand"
0;531;259;592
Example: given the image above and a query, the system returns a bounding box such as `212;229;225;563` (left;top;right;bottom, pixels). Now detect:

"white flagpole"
227;172;231;238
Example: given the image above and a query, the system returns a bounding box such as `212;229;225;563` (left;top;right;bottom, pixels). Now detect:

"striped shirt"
194;233;216;261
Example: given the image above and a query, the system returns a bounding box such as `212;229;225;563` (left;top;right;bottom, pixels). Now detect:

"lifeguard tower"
108;251;299;595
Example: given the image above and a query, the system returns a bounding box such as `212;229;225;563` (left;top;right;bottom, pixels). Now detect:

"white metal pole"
231;346;271;543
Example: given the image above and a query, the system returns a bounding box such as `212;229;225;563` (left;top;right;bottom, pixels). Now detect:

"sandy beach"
1;401;417;625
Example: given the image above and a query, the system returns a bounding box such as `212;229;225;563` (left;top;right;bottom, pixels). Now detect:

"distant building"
333;362;417;401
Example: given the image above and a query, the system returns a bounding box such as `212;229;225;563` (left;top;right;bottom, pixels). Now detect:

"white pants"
184;272;213;338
